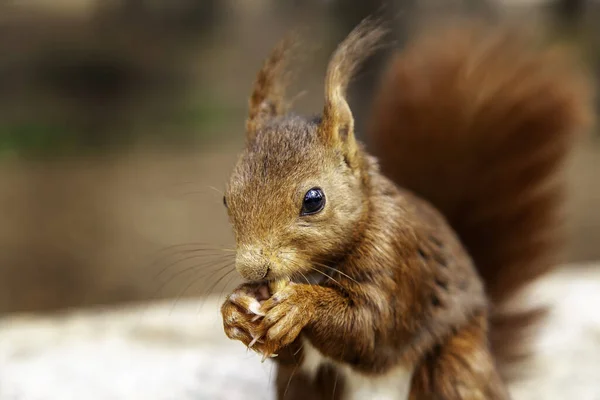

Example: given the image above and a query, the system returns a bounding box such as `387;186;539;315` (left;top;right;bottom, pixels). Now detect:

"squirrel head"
223;19;386;282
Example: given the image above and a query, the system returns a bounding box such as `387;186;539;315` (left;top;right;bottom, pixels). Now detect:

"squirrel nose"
235;248;269;281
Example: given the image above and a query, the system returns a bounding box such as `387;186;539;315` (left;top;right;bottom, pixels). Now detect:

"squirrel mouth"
259;265;330;286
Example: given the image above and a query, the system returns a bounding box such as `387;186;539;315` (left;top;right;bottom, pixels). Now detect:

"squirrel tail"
367;20;594;378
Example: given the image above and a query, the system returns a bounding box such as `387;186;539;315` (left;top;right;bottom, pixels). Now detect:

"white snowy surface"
1;265;599;400
0;300;275;400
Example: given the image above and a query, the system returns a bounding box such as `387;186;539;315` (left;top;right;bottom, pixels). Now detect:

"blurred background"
0;0;598;315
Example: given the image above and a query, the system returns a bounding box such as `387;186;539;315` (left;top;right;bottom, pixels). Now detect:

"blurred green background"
0;0;598;314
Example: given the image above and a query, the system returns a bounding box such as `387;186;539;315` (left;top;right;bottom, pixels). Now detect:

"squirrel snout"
235;248;269;281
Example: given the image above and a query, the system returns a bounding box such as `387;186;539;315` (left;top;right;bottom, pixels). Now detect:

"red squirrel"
219;17;593;399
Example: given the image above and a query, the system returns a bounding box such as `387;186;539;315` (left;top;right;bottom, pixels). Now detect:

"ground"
1;263;599;400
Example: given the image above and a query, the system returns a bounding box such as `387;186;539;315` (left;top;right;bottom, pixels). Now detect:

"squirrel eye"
223;196;227;208
301;188;326;216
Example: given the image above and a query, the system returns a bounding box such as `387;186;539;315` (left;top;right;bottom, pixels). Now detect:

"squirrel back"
367;21;594;377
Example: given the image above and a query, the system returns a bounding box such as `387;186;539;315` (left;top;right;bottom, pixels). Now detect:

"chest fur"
300;338;414;400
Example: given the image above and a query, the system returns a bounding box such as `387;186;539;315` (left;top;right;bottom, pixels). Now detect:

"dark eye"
301;188;326;216
223;196;227;208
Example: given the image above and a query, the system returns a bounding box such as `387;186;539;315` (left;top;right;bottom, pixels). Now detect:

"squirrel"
219;16;593;400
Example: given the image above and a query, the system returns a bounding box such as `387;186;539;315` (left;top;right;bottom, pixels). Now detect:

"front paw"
221;282;270;353
256;284;315;357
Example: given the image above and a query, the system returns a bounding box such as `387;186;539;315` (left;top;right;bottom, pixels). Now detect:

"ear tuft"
246;34;299;141
318;17;388;167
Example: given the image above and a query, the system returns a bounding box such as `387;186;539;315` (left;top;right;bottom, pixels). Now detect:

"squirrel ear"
318;18;386;168
246;35;297;141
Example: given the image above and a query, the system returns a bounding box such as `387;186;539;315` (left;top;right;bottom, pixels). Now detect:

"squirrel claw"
247;301;265;316
248;334;263;348
260;352;278;363
251;314;262;322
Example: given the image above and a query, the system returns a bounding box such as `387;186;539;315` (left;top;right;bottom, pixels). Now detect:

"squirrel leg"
274;362;342;400
271;314;509;400
409;312;510;400
271;341;342;400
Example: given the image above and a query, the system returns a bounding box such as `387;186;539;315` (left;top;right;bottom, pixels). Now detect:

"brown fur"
409;312;509;399
220;17;594;399
368;20;593;375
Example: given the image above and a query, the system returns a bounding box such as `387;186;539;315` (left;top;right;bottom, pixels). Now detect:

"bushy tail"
367;20;594;378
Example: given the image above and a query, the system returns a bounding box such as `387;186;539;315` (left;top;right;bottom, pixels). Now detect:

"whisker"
332;369;339;400
147;244;235;273
204;271;240;315
283;259;315;288
158;258;233;287
276;250;358;284
308;266;344;289
171;263;236;314
309;259;360;285
194;267;238;313
218;272;238;303
160;182;224;199
154;242;236;254
198;265;240;314
153;252;234;279
283;362;300;399
282;256;353;289
297;270;312;286
195;269;238;317
179;190;219;197
268;362;274;387
207;186;224;196
293;343;304;356
151;259;233;299
203;266;237;297
154;252;232;277
159;180;207;190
